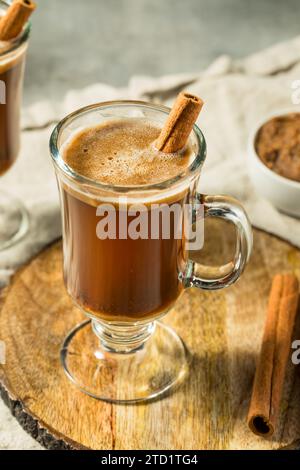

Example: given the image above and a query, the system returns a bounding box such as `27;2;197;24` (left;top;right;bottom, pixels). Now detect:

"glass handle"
182;194;253;290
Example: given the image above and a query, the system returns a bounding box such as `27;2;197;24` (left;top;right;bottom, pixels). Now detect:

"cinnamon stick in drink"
156;92;204;153
247;273;299;437
0;0;36;41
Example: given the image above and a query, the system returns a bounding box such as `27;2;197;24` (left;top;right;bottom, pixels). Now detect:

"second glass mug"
50;101;252;403
0;0;30;250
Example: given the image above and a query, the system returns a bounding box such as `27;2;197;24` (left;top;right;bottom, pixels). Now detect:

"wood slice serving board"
0;221;300;450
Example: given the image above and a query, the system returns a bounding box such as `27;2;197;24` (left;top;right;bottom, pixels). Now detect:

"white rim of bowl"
248;107;300;189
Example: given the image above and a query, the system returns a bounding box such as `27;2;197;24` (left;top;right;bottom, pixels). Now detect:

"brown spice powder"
255;113;300;182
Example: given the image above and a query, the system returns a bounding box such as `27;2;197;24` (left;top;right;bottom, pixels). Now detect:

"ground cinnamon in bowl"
255;113;300;183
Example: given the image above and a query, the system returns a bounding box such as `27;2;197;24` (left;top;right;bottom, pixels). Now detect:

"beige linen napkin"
1;36;300;450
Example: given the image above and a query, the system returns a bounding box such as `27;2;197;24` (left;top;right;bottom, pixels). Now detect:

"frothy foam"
62;118;194;186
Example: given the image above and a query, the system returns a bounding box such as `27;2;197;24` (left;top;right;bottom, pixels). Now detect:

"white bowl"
248;110;300;218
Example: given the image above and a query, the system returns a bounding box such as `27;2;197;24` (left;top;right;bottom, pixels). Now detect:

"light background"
24;0;300;104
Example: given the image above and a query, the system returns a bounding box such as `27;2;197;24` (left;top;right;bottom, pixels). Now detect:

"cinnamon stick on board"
247;273;299;437
156;92;204;153
0;0;36;41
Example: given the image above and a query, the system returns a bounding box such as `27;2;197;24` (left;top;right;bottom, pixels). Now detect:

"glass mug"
50;101;252;403
0;0;30;250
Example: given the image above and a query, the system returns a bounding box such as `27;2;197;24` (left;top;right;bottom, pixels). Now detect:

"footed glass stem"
61;319;188;404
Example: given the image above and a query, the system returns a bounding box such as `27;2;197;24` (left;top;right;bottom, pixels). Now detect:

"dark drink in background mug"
0;30;27;174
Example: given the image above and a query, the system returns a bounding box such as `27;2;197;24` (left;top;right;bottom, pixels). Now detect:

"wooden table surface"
0;221;300;450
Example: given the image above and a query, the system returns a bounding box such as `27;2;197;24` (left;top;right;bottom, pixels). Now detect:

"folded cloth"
1;36;300;449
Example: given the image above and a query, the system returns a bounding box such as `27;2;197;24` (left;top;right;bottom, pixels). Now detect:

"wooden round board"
0;221;300;450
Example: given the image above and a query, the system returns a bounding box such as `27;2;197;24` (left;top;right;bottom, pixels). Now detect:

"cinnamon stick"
247;273;299;437
156;92;203;153
0;0;36;41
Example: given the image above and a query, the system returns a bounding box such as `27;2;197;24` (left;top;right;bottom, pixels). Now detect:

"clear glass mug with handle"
0;0;30;250
50;101;252;403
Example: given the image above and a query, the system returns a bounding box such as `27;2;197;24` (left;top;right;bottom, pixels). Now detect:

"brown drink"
0;0;35;175
0;44;26;175
62;119;194;322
